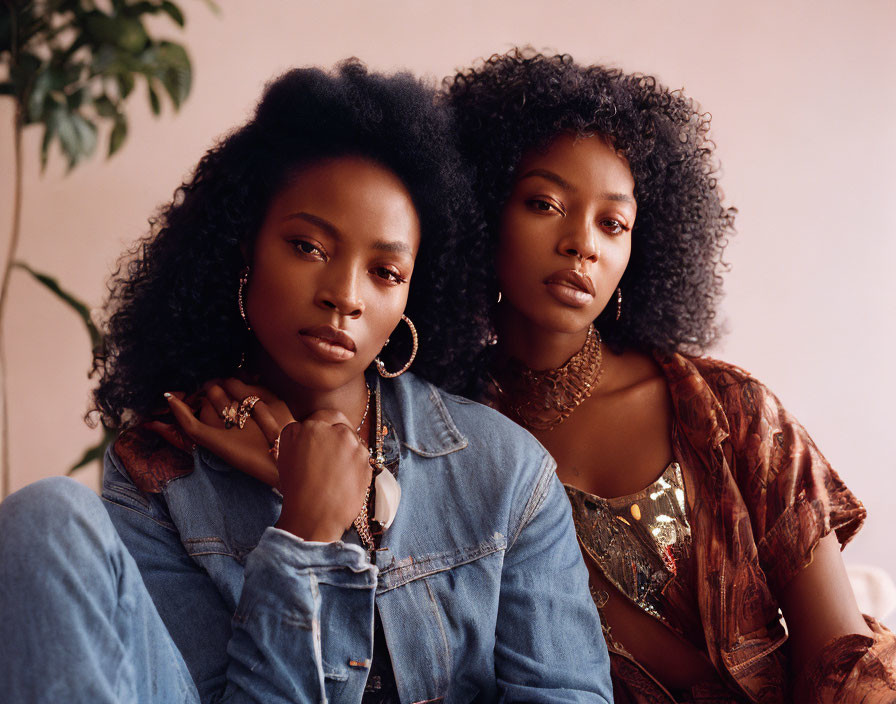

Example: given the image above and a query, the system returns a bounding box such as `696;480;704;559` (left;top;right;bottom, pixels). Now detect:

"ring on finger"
220;401;239;429
237;395;262;430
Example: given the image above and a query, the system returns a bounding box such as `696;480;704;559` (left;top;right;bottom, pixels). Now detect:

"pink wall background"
2;0;894;611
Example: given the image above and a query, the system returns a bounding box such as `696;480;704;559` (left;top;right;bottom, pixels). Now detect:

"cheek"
611;235;633;275
497;217;542;280
246;263;309;328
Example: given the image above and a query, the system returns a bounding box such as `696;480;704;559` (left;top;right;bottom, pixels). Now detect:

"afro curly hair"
445;49;735;357
92;60;491;429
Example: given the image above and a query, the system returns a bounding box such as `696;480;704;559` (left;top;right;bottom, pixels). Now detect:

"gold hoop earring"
375;314;418;378
238;267;251;330
615;287;622;321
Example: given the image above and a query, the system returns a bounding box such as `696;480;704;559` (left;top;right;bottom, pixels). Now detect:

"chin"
521;304;599;337
279;358;369;392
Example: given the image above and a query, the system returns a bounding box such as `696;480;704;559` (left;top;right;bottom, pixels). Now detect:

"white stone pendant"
373;469;401;530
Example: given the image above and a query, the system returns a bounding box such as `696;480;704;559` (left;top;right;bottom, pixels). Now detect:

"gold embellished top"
564;461;705;648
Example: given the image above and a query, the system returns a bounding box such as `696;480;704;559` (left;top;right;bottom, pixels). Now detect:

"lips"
544;269;596;296
299;325;356;351
298;325;357;363
541;269;597;309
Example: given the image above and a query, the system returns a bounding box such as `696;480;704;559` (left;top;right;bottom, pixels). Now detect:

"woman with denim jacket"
0;62;612;703
444;50;896;702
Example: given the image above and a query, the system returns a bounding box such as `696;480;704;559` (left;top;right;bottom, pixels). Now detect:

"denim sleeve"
223;528;377;703
494;452;613;703
105;464;377;703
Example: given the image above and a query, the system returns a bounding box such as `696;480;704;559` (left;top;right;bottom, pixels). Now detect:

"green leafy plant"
1;0;210;497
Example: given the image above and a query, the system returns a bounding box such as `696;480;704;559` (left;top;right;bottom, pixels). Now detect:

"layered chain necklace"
353;380;399;550
491;325;603;431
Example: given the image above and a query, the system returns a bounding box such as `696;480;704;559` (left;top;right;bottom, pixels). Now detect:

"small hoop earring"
238;267;251;330
615;287;622;321
375;314;418;378
496;290;502;304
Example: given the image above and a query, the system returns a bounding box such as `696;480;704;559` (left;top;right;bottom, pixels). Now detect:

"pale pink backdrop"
2;0;894;618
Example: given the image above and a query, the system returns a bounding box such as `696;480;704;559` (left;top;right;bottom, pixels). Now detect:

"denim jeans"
0;477;198;703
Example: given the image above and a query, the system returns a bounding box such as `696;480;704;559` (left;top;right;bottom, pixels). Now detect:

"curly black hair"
92;60;490;429
445;49;735;356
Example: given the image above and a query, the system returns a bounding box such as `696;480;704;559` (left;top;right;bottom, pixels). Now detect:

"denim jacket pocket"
376;531;507;592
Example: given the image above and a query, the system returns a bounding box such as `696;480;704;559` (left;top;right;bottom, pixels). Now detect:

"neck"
250;347;370;427
496;307;592;370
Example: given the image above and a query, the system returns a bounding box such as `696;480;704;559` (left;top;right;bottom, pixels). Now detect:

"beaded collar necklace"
491;325;603;431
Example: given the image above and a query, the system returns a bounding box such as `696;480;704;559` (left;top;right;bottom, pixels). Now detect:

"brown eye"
601;219;629;235
526;198;562;214
373;267;406;285
291;239;327;259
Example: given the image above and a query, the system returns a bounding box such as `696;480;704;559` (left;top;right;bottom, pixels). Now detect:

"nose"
316;266;364;319
558;218;600;263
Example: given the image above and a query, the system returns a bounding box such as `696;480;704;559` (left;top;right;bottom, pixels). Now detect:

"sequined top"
565;461;705;650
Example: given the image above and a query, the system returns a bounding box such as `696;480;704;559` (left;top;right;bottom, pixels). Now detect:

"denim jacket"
101;372;612;704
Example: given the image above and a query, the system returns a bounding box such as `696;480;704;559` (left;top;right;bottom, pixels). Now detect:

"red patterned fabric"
114;426;194;493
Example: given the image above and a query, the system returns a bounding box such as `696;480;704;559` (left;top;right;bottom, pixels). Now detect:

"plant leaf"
109;114;127;156
156;41;191;109
13;262;103;349
67;428;117;474
94;94;117;117
66;86;90;110
84;11;121;45
116;71;135;99
53;110;98;169
40;121;56;171
26;66;53;121
199;0;221;15
115;15;149;53
160;1;186;27
147;81;161;115
69;112;98;162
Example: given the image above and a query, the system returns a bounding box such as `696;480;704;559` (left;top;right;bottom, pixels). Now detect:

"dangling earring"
615;287;623;321
375;314;418;378
238;267;251;330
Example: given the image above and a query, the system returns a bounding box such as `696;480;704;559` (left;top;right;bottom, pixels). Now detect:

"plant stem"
0;1;23;500
0;101;23;499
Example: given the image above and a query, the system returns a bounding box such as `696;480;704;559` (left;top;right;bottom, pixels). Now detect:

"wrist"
275;506;345;542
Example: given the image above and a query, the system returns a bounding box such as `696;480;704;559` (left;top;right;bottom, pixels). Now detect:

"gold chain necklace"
353;381;385;550
491;325;603;431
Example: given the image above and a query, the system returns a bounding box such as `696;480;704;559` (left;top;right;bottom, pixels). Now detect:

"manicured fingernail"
164;392;173;399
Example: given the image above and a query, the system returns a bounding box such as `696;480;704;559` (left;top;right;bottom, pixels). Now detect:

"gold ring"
220;401;239;429
237;395;261;430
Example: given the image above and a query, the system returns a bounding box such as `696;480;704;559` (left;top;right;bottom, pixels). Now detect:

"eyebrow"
283;211;338;235
518;168;577;192
282;212;413;255
372;240;413;255
518;168;636;204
